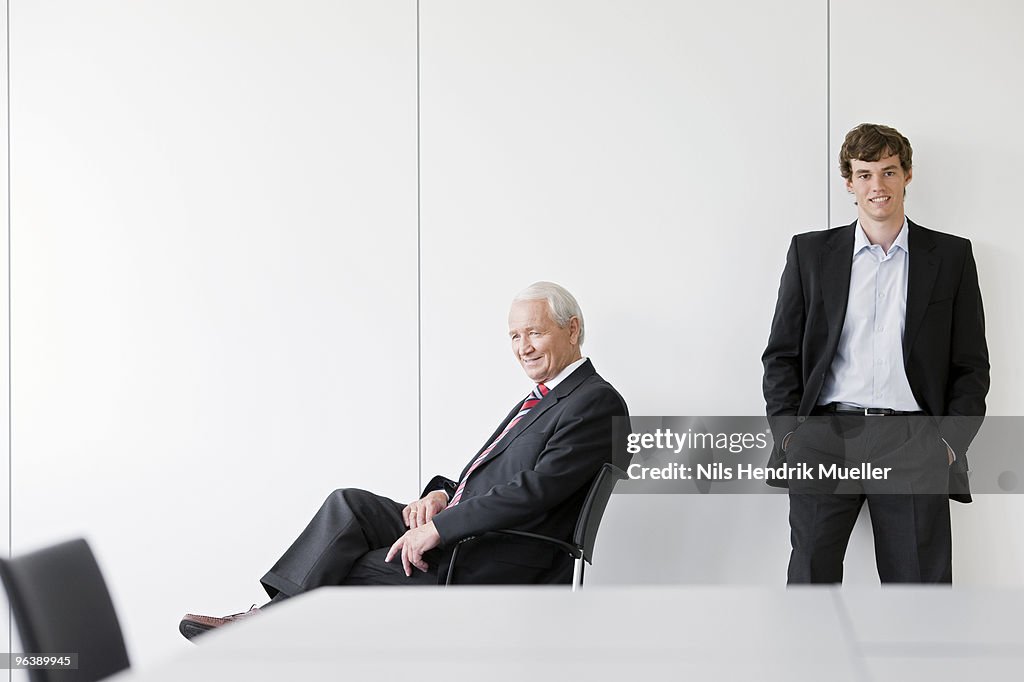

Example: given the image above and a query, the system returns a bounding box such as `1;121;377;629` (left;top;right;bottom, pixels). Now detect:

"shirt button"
878;292;886;298
876;326;884;332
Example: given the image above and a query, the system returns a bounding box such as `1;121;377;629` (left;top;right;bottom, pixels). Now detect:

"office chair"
445;463;627;591
0;538;130;682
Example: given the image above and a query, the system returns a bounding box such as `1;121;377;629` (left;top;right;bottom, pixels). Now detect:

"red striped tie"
446;383;550;508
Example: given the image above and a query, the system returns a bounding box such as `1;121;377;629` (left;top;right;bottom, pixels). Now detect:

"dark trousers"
785;413;952;584
260;489;441;597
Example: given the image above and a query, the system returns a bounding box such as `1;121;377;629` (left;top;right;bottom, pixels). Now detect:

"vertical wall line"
416;0;422;490
6;0;11;673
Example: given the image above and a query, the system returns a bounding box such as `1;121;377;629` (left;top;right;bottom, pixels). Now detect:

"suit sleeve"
762;235;806;449
938;239;990;459
429;386;627;546
419;476;457;500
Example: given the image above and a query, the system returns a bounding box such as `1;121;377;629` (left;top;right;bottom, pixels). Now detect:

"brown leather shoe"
179;605;260;641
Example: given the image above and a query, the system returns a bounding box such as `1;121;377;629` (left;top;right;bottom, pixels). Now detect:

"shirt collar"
854;217;909;256
542;356;587;391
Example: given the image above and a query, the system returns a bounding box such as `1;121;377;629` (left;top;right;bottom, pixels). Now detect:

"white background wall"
2;0;1022;674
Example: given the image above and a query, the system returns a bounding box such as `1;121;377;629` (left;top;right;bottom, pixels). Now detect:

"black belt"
817;402;926;417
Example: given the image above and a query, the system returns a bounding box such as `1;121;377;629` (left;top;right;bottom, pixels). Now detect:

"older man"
180;281;628;639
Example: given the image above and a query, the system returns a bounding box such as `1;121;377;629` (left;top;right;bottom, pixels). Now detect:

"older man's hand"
403;490;448;529
385;522;441;577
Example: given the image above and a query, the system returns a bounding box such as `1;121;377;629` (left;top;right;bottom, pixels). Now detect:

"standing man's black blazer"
421;359;629;583
762;219;990;502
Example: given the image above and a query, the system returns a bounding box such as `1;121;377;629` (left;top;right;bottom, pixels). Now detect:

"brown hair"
839;123;913;179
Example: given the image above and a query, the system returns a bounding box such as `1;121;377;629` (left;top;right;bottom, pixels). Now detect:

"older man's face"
508;299;581;384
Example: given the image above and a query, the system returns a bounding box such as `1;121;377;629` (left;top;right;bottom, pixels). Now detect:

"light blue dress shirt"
818;219;923;411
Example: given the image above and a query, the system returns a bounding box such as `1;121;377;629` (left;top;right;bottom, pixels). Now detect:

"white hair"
512;281;585;346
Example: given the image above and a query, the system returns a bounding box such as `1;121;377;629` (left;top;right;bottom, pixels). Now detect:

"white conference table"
113;586;1024;681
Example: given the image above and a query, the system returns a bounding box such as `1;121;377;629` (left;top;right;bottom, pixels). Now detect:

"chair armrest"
484;530;581;558
444;530;582;586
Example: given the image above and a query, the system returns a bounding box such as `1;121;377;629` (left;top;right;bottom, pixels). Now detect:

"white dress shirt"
818;220;922;411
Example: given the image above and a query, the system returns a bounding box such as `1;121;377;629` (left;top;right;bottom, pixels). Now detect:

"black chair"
0;538;130;682
445;463;627;591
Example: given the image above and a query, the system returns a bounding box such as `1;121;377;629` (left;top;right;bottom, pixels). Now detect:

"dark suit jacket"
762;219;990;502
422;359;629;583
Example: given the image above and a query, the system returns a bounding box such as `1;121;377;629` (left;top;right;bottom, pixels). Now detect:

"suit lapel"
820;223;856;345
473;359;596;467
904;219;939;362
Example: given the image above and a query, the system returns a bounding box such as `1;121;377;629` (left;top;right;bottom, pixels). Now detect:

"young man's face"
845;153;913;226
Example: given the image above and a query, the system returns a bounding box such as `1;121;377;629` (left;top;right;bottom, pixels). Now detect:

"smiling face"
846;153;913;228
508;299;581;384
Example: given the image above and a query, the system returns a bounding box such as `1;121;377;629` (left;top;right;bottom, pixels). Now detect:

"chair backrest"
572;463;628;563
0;538;130;682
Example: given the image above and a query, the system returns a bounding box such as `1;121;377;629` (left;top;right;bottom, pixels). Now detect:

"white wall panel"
420;0;826;585
10;0;417;665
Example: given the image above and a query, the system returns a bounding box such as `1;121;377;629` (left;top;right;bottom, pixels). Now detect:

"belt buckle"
863;408;892;416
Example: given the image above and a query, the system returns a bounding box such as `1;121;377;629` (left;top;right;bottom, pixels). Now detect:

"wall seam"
416;0;422;491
